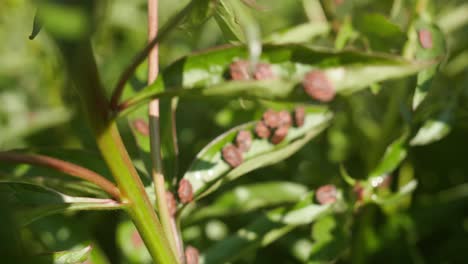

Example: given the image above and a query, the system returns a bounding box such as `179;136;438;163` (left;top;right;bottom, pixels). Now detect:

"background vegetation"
0;0;467;263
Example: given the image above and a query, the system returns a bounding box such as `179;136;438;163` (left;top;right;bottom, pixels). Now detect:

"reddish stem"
0;152;121;200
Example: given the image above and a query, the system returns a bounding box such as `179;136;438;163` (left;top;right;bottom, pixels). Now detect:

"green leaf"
308;215;349;263
52;245;92;264
0;107;72;147
0;181;124;225
182;107;332;201
29;214;110;264
411;20;446;109
373;179;418;206
369;133;408;178
410;108;452;146
437;2;468;34
185;181;308;224
121;44;430;113
354;13;407;52
202;193;333;264
264;22;330;44
36;3;92;40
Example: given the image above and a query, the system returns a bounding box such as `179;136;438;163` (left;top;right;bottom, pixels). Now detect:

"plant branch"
0;152;121;200
147;0;182;261
110;1;196;110
57;40;177;264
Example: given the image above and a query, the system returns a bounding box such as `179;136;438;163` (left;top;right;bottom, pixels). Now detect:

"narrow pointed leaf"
182;107;332;200
410;111;452;146
373;179;418;206
53;245;92;264
410;119;450;146
121;44;431;114
264;22;330;44
369;133;408;178
0;181;124;225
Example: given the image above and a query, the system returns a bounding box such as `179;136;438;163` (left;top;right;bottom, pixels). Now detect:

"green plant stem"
59;40;177;264
147;0;181;261
0;152;121;200
110;0;197;110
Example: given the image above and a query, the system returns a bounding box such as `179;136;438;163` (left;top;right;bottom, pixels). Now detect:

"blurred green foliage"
1;0;467;263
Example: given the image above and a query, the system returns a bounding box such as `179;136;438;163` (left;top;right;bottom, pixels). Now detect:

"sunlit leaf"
185;181;308;224
373;179;418;206
437;2;468;34
410;110;452;146
369;133;408;178
182;107;332;200
201;193;333;264
121;44;431;113
264;22;330;44
0;181;124;225
52;245;92;264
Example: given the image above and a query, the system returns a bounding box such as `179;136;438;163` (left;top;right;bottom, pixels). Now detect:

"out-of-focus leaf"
410;108;452;146
437;3;468;34
369;133;408;178
335;18;357;50
202;193;332;264
117;220;152;264
411;20;446;109
0;107;72;147
302;0;327;23
444;50;468;76
29;215;110;264
121;44;431;112
354;13;407;52
52;245;92;264
0;181;124;225
308;215;349;263
185;181;308;224
182;107;332;201
373;179;418;206
264;22;330;44
36;3;92;40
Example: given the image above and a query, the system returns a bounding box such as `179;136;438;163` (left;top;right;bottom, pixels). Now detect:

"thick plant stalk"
147;0;183;261
59;41;177;264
